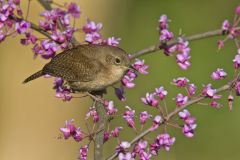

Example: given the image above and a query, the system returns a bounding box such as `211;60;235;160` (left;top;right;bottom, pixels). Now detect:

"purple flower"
111;127;123;138
176;52;191;70
123;106;135;128
235;80;240;96
0;30;5;42
158;14;169;30
85;32;102;44
187;83;197;96
20;32;37;45
51;31;66;43
202;84;217;98
132;59;149;74
218;40;224;50
236;6;240;15
133;140;148;156
150;115;162;131
141;93;158;107
154;133;175;151
116;141;131;154
82;19;102;34
173;77;189;87
159;29;174;42
55;87;72;101
103;131;110;143
175;93;188;107
222;20;231;32
79;146;88;160
60;119;83;142
139;111;152;125
178;109;190;120
182;123;197;138
114;86;126;101
15;20;30;34
154;86;168;100
121;75;135;88
139;152;152;160
211;68;227;80
86;107;99;123
118;152;132;160
105;37;121;46
67;2;81;18
210;101;221;108
104;101;118;115
233;50;240;69
41;40;59;59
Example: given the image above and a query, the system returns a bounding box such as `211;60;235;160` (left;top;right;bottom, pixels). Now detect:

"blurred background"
1;0;240;160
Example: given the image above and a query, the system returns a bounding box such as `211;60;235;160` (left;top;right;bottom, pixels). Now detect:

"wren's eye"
114;57;121;65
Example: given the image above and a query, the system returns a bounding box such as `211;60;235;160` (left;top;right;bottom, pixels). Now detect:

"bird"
23;44;131;92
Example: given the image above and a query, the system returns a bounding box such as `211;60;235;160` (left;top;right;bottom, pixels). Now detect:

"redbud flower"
60;119;83;142
85;32;102;44
139;111;152;125
139;152;152;160
21;32;37;45
235;80;240;96
182;124;197;138
55;87;72;101
132;59;149;74
0;30;5;42
114;86;126;101
217;40;224;50
155;133;176;151
179;109;190;120
176;52;191;70
67;2;81;18
104;101;118;115
79;145;88;160
111;127;123;138
105;37;121;46
154;86;168;100
103;131;110;143
173;77;189;87
210;101;221;108
15;20;30;34
233;49;240;69
150;115;162;131
175;93;188;107
222;20;231;32
82;19;103;34
159;29;174;42
86;107;99;123
187;83;197;96
236;6;240;15
158;14;169;30
211;68;227;80
132;140;148;157
228;95;234;111
118;152;132;160
41;40;59;59
116;141;131;153
123;106;135;128
73;128;84;142
141;93;159;107
202;84;217;98
121;75;135;88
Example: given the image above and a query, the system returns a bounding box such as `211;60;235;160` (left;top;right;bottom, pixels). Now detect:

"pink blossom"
105;37;121;46
82;19;102;34
222;20;231;32
159;29;174;42
173;77;189;87
118;152;132;160
123;106;135;128
132;59;149;74
114;86;126;101
154;86;168;100
202;84;217;98
104;101;118;115
86;107;99;123
155;133;175;151
15;20;30;34
235;6;240;15
187;83;197;96
116;141;131;153
67;2;81;18
60;119;83;142
233;50;240;69
211;68;227;80
79;146;88;160
176;52;191;70
139;111;152;125
178;109;190;120
235;80;240;96
175;93;188;107
141;93;159;107
121;75;135;88
150;115;162;131
111;127;123;138
158;14;168;30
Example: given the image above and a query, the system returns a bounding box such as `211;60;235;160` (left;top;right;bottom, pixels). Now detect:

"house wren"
23;44;130;92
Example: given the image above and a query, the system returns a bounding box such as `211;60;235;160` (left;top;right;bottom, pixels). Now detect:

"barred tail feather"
23;70;43;84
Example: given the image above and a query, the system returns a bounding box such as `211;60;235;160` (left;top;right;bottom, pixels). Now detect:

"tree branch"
106;81;233;160
130;27;240;59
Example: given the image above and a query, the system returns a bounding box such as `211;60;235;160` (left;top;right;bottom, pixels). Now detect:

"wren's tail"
23;70;43;84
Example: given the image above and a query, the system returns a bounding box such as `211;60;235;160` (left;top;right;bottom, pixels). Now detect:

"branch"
106;81;233;160
130;27;240;59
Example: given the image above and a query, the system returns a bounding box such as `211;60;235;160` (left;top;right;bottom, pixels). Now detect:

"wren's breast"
68;66;126;92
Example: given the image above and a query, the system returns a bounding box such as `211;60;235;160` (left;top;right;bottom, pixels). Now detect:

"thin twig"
130;27;240;59
106;81;233;160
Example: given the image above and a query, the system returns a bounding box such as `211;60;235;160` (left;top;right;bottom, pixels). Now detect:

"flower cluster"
211;68;227;80
179;110;197;138
60;119;84;142
233;49;240;69
86;107;99;123
141;86;167;107
150;133;176;155
158;15;174;43
79;145;88;160
82;18;120;46
53;77;72;101
123;106;135;128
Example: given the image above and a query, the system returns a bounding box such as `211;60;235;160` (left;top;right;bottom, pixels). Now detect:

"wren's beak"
121;65;137;72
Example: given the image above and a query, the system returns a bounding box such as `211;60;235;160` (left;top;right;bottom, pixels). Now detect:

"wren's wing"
42;47;102;82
